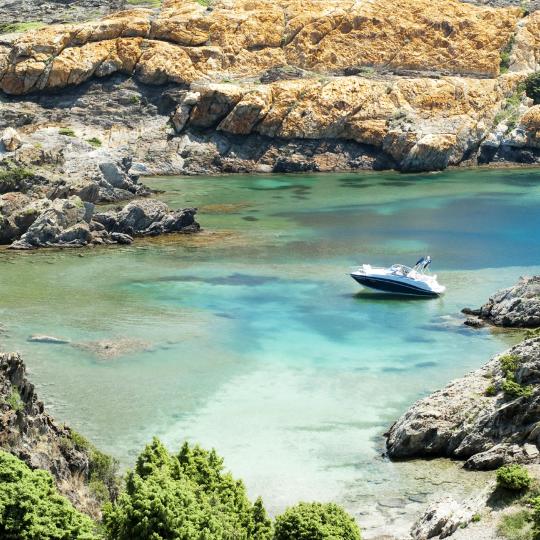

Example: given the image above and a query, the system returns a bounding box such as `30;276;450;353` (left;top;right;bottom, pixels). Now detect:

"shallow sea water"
1;168;540;537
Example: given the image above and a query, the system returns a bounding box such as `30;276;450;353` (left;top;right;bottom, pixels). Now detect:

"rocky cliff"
463;275;540;327
2;0;540;248
2;0;540;176
386;337;540;471
0;351;102;516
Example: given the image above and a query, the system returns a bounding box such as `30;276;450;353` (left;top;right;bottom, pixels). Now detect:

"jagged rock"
93;199;199;236
462;276;540;327
411;492;489;540
9;196;92;249
386;338;540;470
74;338;152;359
0;127;22;151
0;352;99;515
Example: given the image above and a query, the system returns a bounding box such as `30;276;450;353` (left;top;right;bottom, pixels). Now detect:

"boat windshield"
389;264;412;276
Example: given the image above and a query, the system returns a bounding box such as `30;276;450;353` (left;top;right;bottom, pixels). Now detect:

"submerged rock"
386;338;540;470
28;335;71;344
74;338;152;359
462;276;540;328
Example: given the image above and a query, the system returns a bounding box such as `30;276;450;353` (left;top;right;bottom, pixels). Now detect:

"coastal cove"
1;167;540;537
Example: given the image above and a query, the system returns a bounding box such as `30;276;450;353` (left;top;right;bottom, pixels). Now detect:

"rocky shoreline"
385;276;540;539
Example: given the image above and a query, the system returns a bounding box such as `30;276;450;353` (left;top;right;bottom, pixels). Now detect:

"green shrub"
525;72;540;105
472;513;481;523
86;137;102;148
485;384;497;397
531;497;540;537
0;450;98;539
5;387;23;412
502;379;533;399
103;438;273;540
126;0;161;6
497;509;533;540
59;127;76;137
500;36;515;74
0;166;36;194
497;465;532;491
274;502;361;540
501;354;520;377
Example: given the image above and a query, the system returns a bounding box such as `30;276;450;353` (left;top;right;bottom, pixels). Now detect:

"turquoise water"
1;168;540;537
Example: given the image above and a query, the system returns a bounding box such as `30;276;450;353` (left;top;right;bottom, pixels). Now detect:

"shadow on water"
351;291;436;302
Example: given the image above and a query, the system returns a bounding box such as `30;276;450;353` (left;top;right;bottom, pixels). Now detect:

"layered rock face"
0;0;540;176
0;352;99;514
386;338;540;470
463;276;540;327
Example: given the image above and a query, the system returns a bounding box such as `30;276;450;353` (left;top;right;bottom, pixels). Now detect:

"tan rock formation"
0;0;525;95
182;75;514;170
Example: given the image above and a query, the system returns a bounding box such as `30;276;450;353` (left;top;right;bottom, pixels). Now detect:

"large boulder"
0;127;22;152
93;199;199;236
9;196;93;249
386;338;540;470
463;276;540;328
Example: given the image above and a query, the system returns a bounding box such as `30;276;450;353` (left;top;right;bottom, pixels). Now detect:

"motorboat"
350;256;445;297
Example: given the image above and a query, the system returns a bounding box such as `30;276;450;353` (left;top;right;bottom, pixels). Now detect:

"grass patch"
0;22;44;34
196;0;211;6
59;128;76;137
0;166;36;194
126;0;162;6
498;354;533;399
498;509;534;540
500;35;515;74
5;387;23;412
86;137;102;148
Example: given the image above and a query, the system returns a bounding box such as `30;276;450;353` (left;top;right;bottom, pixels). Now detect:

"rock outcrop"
0;0;539;177
463;276;540;328
410;492;489;540
386;337;540;470
0;351;99;515
3;195;199;249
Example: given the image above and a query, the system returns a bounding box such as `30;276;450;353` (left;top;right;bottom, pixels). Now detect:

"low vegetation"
497;464;533;491
126;0;162;6
59;127;76;137
0;166;36;194
0;450;99;539
498;354;533;399
524;72;540;105
500;36;515;74
5;387;23;412
0;436;361;539
274;502;361;540
103;438;274;539
0;22;44;34
86;137;102;148
60;429;119;503
497;509;534;540
493;88;524;132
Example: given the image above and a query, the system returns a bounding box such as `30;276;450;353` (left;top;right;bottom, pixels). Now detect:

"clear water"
1;168;539;537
